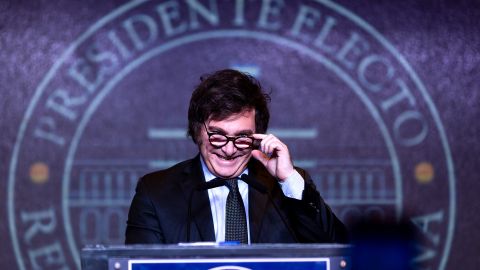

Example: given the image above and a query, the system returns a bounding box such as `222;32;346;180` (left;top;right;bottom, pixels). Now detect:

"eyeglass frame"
203;122;256;150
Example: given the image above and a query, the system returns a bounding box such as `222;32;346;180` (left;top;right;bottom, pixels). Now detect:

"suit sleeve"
283;168;349;243
125;177;165;244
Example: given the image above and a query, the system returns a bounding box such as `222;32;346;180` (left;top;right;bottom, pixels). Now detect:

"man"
125;69;348;244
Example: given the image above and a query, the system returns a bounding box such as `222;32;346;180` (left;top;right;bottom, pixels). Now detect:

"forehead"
207;109;256;133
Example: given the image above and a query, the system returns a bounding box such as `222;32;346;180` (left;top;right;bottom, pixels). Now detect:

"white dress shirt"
200;157;305;243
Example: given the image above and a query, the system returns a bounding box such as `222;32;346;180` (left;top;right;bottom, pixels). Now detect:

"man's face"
198;109;256;179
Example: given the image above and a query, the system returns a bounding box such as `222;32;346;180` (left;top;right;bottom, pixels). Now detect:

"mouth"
215;153;241;161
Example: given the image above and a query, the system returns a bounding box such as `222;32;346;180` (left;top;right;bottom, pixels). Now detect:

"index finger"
252;133;268;140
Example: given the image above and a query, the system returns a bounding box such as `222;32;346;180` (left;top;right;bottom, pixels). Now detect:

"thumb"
251;150;269;166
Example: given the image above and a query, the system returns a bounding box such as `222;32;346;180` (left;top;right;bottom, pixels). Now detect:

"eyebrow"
207;125;254;136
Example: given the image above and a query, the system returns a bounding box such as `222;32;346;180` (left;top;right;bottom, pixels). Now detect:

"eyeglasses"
203;122;255;150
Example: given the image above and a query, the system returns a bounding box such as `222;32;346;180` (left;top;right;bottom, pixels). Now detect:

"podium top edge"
82;243;352;251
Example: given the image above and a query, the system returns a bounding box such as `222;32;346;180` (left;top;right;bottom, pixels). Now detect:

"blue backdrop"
1;1;478;269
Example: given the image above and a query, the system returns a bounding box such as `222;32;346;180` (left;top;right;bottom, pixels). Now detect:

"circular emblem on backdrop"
8;0;455;269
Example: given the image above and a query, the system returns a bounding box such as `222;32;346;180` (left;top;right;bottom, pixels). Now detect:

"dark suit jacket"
125;155;348;244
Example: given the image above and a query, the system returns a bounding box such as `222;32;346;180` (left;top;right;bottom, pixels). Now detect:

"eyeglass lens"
209;134;254;149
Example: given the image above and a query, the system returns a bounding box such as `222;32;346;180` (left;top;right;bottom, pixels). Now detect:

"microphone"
240;174;267;194
186;178;226;242
240;174;299;243
195;177;227;191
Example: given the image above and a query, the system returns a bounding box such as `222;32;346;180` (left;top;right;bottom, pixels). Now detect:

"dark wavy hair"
187;69;271;143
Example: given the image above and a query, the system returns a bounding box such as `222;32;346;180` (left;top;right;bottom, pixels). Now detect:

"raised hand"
250;133;295;181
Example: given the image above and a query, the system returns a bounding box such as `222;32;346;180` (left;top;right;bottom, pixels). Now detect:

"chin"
210;156;249;178
212;165;243;178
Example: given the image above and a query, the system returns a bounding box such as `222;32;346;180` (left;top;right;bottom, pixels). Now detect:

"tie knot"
225;178;239;191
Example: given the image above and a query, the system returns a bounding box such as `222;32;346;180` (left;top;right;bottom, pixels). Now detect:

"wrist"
278;170;305;199
278;167;295;182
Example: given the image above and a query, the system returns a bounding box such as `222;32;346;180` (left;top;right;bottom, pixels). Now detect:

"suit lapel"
247;160;271;243
179;155;215;242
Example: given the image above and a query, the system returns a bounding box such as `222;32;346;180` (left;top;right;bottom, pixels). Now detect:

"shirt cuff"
279;170;305;200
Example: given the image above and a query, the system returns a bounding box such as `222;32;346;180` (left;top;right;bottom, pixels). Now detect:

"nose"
221;140;236;155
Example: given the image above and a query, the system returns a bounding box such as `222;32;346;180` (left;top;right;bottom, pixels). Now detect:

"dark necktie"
225;178;248;244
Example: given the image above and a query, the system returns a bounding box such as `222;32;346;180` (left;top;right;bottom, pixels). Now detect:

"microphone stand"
240;174;299;243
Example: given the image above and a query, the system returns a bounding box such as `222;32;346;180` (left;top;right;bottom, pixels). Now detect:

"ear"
191;122;203;145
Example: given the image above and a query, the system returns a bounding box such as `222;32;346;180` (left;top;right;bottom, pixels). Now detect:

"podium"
81;244;351;270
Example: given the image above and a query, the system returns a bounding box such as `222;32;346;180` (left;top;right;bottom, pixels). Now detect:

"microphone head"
240;174;268;194
195;178;226;191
